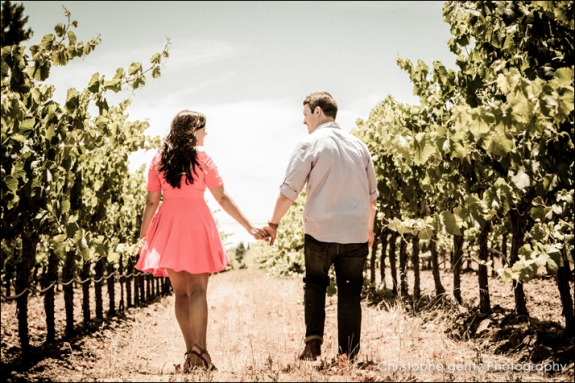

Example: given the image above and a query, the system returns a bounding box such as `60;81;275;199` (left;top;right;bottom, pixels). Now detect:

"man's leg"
301;234;335;359
334;242;368;360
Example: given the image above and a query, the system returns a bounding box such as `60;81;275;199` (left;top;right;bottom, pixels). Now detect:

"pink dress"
136;151;230;277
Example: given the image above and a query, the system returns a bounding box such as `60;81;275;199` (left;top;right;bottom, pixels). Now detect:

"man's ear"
314;106;322;116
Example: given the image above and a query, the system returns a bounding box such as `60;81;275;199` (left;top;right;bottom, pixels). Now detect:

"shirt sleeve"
146;152;162;192
365;147;379;201
280;141;313;201
200;152;224;189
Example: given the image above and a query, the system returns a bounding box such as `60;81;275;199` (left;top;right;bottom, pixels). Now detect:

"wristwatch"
267;221;279;229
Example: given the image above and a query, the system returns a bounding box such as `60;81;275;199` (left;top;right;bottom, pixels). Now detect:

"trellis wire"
0;271;150;301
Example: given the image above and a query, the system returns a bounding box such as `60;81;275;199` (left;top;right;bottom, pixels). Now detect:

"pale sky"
21;1;454;246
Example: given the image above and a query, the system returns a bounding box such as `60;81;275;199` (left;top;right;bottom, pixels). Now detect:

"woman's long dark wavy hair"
159;110;206;188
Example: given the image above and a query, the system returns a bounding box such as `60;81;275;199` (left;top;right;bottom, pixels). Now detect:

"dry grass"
30;268;568;382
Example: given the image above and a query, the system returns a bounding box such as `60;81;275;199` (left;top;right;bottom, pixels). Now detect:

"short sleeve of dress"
199;152;224;189
146;152;162;192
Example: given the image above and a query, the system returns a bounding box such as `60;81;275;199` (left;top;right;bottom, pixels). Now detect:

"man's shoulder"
330;128;369;149
294;134;315;149
295;125;368;152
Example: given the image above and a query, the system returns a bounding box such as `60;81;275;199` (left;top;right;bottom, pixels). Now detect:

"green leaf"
61;197;70;215
413;132;435;165
10;134;27;143
52;48;69;66
545;250;561;275
465;194;486;227
556;189;573;204
511;256;538;282
468;109;491;138
441;210;461;236
417;222;434;240
104;78;122;92
66;221;80;238
496;68;521;94
54;23;64;37
68;214;79;223
551;204;563;215
10;162;26;180
539;84;558;116
150;53;161;64
554;67;573;87
88;72;100;93
52;234;67;243
498;266;516;284
46;124;56;140
33;63;51;81
31;88;41;104
558;88;574;121
453;207;465;230
532;196;545;207
107;252;120;264
531;206;548;221
67;30;77;45
488;129;514;157
511;170;530;190
20;118;35;132
41;34;54;49
132;75;146;89
530;224;546;241
1;58;9;76
5;176;18;193
388;217;410;235
128;62;142;75
65;88;79;110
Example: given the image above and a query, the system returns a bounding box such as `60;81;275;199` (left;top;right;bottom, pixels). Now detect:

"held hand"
250;227;269;241
368;230;374;248
262;225;277;246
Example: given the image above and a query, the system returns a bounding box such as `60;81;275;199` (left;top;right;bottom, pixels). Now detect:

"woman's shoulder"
149;151;163;170
196;149;216;166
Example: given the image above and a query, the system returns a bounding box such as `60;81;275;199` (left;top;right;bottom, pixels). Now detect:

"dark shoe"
298;339;321;361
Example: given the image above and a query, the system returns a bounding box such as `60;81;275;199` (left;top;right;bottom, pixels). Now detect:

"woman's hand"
250;227;270;241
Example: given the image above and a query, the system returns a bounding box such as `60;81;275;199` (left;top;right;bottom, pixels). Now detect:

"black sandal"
183;350;196;373
190;344;218;371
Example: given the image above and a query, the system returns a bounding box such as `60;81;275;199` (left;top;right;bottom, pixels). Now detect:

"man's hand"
262;225;278;246
368;230;374;248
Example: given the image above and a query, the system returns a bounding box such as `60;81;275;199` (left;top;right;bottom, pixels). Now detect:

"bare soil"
1;267;574;382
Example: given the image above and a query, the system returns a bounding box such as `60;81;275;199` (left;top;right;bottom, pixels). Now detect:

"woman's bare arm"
209;186;266;238
139;191;161;238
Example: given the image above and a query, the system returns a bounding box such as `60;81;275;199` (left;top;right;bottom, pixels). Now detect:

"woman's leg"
166;269;210;354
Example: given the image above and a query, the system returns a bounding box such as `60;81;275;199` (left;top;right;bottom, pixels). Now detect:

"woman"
136;110;266;371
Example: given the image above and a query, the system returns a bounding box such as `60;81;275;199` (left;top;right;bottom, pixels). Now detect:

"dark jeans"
303;234;368;359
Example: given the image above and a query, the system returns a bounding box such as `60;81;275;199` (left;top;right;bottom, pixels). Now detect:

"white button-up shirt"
280;122;378;244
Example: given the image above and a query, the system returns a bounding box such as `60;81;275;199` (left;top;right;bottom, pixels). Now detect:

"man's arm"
364;143;379;248
263;192;294;246
368;199;377;247
263;141;312;245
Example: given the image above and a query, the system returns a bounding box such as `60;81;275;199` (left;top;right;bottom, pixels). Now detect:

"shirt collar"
315;121;340;131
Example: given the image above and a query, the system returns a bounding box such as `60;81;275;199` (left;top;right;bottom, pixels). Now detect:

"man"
263;92;378;361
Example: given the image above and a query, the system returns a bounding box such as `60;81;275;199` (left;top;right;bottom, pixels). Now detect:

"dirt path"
4;269;573;382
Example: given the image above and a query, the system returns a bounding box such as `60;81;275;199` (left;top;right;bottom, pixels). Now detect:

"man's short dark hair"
304;92;338;119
